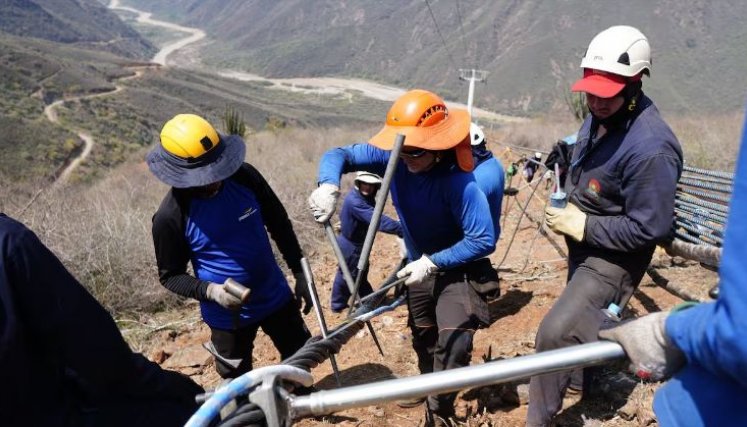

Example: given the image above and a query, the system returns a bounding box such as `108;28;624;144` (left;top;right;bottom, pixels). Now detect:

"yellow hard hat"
147;114;246;188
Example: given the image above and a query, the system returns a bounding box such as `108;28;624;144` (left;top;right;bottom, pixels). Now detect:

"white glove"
397;255;437;286
206;282;243;310
396;237;408;260
308;183;340;223
599;311;686;381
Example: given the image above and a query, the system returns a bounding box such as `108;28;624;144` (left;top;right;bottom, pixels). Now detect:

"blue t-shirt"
186;180;291;329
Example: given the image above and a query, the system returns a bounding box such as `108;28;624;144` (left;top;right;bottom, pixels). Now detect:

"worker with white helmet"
527;26;683;426
470;122;505;250
330;171;403;312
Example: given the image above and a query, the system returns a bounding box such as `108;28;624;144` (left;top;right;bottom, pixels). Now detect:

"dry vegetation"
0;112;738;426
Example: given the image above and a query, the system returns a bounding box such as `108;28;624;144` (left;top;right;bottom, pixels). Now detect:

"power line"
454;0;472;67
424;0;459;71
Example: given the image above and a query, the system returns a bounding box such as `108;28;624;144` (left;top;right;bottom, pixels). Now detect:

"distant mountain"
121;0;747;115
0;0;155;58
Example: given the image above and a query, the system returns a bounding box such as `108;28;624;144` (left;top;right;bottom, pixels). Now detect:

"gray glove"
598;311;686;381
308;183;340;223
206;282;243;310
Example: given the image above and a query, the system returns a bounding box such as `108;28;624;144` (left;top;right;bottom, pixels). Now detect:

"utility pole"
459;69;488;117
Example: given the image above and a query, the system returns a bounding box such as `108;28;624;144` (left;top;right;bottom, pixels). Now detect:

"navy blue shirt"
339;188;402;245
567;95;683;252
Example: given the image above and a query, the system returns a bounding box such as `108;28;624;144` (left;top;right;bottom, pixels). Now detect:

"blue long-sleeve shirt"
567;95;683;252
339;188;402;245
318;143;495;269
473;146;505;244
653;109;747;426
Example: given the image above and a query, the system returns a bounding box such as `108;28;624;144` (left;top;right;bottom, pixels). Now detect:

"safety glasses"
399;148;428;159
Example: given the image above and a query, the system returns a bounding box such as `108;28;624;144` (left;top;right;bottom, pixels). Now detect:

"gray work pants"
526;245;652;427
407;258;496;419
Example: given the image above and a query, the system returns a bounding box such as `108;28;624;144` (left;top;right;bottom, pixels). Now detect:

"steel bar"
677;186;731;204
300;258;342;386
675;230;713;247
322;222;385;357
675;212;725;235
674;206;727;226
348;134;405;316
681;173;733;186
675;220;723;245
358;276;408;304
498;176;543;268
678;178;733;194
497;142;551;156
675;197;730;216
291;341;625;418
683;165;734;180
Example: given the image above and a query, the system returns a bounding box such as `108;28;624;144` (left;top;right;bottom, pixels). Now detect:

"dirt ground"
135;172;718;427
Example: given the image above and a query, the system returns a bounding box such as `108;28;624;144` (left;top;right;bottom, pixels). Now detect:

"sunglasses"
399;148;428;159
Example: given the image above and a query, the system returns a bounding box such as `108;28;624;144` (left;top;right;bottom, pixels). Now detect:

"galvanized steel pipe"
291;341;625;418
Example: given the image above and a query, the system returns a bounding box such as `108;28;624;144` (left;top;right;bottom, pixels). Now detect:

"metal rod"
322;221;386;357
677;186;731;204
358;276;408;304
348;134;405;316
291;341;625;418
678;178;733;194
323;222;357;296
683;164;734;180
301;257;342;386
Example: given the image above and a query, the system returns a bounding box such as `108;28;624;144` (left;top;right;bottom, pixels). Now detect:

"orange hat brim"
369;108;472;151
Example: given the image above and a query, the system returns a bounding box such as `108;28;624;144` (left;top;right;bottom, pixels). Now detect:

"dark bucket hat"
146;134;246;188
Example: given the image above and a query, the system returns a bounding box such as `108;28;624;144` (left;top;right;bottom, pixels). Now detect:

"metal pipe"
301;257;342;386
291;341;625;418
323;222;357;296
348;134;405;316
322;221;386;357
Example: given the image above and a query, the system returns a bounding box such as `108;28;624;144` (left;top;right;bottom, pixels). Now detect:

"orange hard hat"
369;89;473;172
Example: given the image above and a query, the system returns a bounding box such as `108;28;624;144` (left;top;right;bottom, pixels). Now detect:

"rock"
516;383;530;405
162;343;211;370
368;405;385;417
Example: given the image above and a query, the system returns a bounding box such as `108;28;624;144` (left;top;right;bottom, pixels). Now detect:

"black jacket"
0;214;202;426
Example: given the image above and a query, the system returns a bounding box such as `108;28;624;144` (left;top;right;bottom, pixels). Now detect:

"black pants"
526;247;652;426
209;299;311;378
407;259;497;418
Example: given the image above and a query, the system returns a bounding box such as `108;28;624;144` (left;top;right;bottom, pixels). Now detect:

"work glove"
206;282;243;310
598;311;686;381
397;255;437;286
308;183;340;223
293;271;313;315
396;237;408;260
545;202;587;242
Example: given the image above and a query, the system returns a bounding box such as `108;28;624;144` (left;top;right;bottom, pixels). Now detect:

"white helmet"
354;171;382;186
580;25;651;77
469;122;485;146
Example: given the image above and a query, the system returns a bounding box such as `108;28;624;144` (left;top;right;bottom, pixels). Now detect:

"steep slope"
0;0;155;58
122;0;747;115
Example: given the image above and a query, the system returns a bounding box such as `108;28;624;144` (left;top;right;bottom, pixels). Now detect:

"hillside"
121;0;747;115
0;0;155;58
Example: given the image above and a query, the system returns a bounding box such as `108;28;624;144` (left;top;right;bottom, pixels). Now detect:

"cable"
454;0;471;67
424;0;459;71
